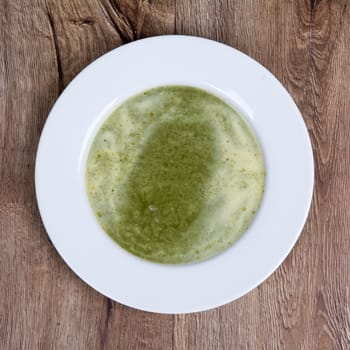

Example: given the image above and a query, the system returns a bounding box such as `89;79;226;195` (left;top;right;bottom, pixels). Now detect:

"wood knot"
69;17;96;26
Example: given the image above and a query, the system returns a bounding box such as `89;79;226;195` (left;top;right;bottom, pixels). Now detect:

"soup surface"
86;86;265;264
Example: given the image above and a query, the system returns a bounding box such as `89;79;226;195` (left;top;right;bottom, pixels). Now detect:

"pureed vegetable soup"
86;86;265;264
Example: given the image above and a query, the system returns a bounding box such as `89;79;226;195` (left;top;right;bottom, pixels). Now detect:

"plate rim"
35;35;314;314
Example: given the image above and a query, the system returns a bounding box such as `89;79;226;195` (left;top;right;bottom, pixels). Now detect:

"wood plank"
174;0;350;349
309;1;350;348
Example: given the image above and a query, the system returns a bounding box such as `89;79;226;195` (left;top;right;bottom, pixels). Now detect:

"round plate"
35;35;314;314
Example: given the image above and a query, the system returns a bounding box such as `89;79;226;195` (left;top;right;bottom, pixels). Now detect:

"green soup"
86;86;265;264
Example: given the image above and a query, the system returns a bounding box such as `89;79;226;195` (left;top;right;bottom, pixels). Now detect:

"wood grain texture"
1;1;349;349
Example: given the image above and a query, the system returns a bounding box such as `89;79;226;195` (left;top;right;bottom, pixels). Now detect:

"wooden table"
1;1;349;349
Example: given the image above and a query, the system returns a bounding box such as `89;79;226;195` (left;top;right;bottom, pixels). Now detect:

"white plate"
35;35;314;314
